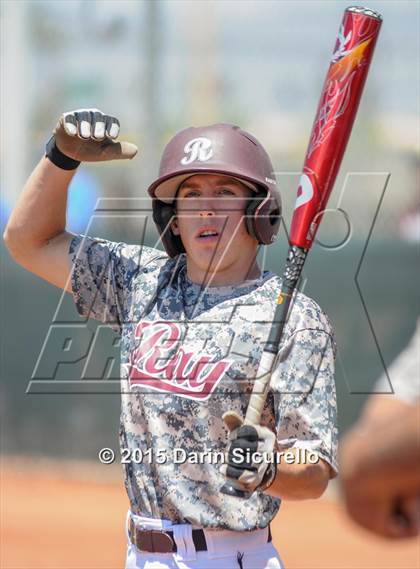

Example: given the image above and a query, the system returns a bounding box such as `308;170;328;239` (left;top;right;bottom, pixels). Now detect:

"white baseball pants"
125;511;284;569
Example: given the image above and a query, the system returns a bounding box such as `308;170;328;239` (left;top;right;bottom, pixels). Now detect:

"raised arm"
3;157;77;292
3;109;137;293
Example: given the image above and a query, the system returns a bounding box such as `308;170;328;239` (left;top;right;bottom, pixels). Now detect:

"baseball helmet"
147;123;281;258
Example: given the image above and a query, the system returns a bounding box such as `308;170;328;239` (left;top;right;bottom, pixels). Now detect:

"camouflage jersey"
69;234;338;531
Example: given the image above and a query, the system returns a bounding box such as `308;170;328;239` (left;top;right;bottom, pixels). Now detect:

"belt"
129;518;272;554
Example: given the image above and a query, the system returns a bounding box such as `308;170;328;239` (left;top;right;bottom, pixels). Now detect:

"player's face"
171;174;259;284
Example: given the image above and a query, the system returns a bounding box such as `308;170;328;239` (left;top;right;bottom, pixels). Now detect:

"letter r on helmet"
181;137;213;165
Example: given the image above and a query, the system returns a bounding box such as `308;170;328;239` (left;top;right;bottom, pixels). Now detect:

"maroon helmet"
147;123;281;257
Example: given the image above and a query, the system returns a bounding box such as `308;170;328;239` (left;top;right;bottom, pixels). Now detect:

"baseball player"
4;109;338;569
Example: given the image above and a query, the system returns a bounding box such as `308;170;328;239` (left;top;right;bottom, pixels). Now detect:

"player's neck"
185;256;262;287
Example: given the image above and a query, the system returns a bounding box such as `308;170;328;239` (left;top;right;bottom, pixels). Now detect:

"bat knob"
220;481;250;499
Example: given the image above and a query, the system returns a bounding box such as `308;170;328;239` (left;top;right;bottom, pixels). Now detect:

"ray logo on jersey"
127;321;234;400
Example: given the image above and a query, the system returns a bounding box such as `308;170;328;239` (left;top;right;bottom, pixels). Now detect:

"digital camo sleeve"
271;324;338;476
68;234;165;334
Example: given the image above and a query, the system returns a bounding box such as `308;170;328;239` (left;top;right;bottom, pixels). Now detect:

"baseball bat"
222;5;382;497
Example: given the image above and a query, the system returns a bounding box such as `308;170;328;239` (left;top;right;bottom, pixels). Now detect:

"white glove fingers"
105;115;120;139
92;111;106;140
255;426;276;454
62;113;77;136
52;108;137;163
75;110;93;139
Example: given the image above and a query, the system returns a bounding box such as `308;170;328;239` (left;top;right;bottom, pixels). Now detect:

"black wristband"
45;135;81;170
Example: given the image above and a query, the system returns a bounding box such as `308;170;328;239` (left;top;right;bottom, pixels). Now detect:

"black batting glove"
220;411;278;493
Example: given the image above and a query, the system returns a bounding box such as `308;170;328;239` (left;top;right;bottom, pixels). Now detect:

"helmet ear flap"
152;202;185;257
152;202;174;230
245;189;282;244
245;189;266;240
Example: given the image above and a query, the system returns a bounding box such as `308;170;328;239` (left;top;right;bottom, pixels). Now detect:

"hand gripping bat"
222;5;383;497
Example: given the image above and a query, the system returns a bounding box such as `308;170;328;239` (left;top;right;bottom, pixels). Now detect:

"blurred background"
1;1;419;567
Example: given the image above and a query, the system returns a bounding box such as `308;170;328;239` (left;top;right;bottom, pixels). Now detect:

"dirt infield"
1;458;419;569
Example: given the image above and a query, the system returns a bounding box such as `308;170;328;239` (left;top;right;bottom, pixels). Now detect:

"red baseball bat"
222;5;382;497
